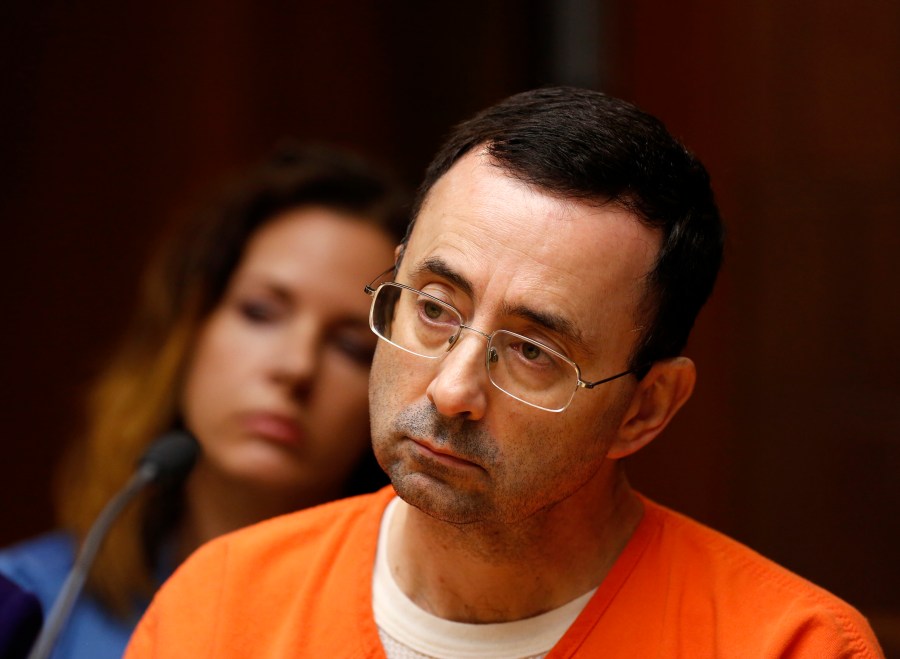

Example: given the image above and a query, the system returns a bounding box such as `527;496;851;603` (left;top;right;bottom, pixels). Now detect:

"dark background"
2;0;898;651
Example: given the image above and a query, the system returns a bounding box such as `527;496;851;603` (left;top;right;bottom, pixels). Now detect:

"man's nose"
425;329;489;420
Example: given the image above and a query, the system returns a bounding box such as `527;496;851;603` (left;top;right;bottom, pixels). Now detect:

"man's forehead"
408;152;659;279
401;153;659;361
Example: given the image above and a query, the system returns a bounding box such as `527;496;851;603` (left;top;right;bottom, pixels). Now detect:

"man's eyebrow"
501;302;593;357
407;257;475;298
407;256;593;356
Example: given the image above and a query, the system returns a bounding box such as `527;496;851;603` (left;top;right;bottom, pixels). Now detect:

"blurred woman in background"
0;144;408;658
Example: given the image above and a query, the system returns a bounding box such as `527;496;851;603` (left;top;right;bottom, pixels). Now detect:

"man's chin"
390;471;490;526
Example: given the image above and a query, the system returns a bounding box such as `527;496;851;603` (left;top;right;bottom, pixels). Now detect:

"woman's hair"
54;143;409;616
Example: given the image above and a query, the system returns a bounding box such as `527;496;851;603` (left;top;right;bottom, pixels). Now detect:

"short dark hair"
403;87;724;373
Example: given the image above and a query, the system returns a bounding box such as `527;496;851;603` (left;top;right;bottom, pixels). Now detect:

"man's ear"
606;357;696;459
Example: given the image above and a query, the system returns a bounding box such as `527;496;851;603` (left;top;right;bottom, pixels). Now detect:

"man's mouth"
408;436;481;470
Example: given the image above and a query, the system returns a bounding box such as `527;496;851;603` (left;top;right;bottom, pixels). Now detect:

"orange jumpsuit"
126;487;883;658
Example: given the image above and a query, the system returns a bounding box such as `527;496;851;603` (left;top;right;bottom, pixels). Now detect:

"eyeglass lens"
371;284;577;411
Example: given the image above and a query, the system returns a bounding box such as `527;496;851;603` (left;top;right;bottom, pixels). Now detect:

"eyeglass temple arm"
364;265;399;295
578;368;639;389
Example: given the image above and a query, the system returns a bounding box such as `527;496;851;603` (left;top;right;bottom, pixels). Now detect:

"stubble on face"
369;345;624;529
369;346;498;524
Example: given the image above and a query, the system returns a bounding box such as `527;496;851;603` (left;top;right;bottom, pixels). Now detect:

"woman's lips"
241;412;305;446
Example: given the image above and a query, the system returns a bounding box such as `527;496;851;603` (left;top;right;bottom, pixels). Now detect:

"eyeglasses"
364;275;636;413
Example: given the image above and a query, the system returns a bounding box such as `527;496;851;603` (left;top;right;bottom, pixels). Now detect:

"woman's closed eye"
238;298;284;324
332;328;378;366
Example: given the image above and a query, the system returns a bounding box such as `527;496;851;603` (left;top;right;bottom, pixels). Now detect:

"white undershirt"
373;497;596;659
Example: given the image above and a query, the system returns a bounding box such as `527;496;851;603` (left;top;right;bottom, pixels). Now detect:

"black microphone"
27;430;199;659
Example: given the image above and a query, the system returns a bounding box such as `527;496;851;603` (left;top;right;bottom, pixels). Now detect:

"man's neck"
387;466;643;623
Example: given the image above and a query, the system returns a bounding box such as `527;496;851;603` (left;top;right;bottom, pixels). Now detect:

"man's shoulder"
643;498;846;603
644;497;839;599
633;497;883;656
128;488;395;657
182;486;394;576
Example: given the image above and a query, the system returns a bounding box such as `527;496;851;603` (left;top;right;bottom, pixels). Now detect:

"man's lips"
408;437;479;469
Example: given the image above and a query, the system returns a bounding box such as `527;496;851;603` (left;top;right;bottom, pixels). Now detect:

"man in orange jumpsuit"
126;87;883;658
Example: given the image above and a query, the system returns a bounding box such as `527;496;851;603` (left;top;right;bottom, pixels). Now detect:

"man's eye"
521;342;544;360
423;301;444;319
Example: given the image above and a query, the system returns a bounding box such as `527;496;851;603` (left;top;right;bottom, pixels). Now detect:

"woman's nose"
270;322;320;396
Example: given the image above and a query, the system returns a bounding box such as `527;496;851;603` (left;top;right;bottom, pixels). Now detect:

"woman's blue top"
0;532;158;659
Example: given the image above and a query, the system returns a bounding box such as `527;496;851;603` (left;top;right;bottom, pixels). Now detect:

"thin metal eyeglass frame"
364;271;637;412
